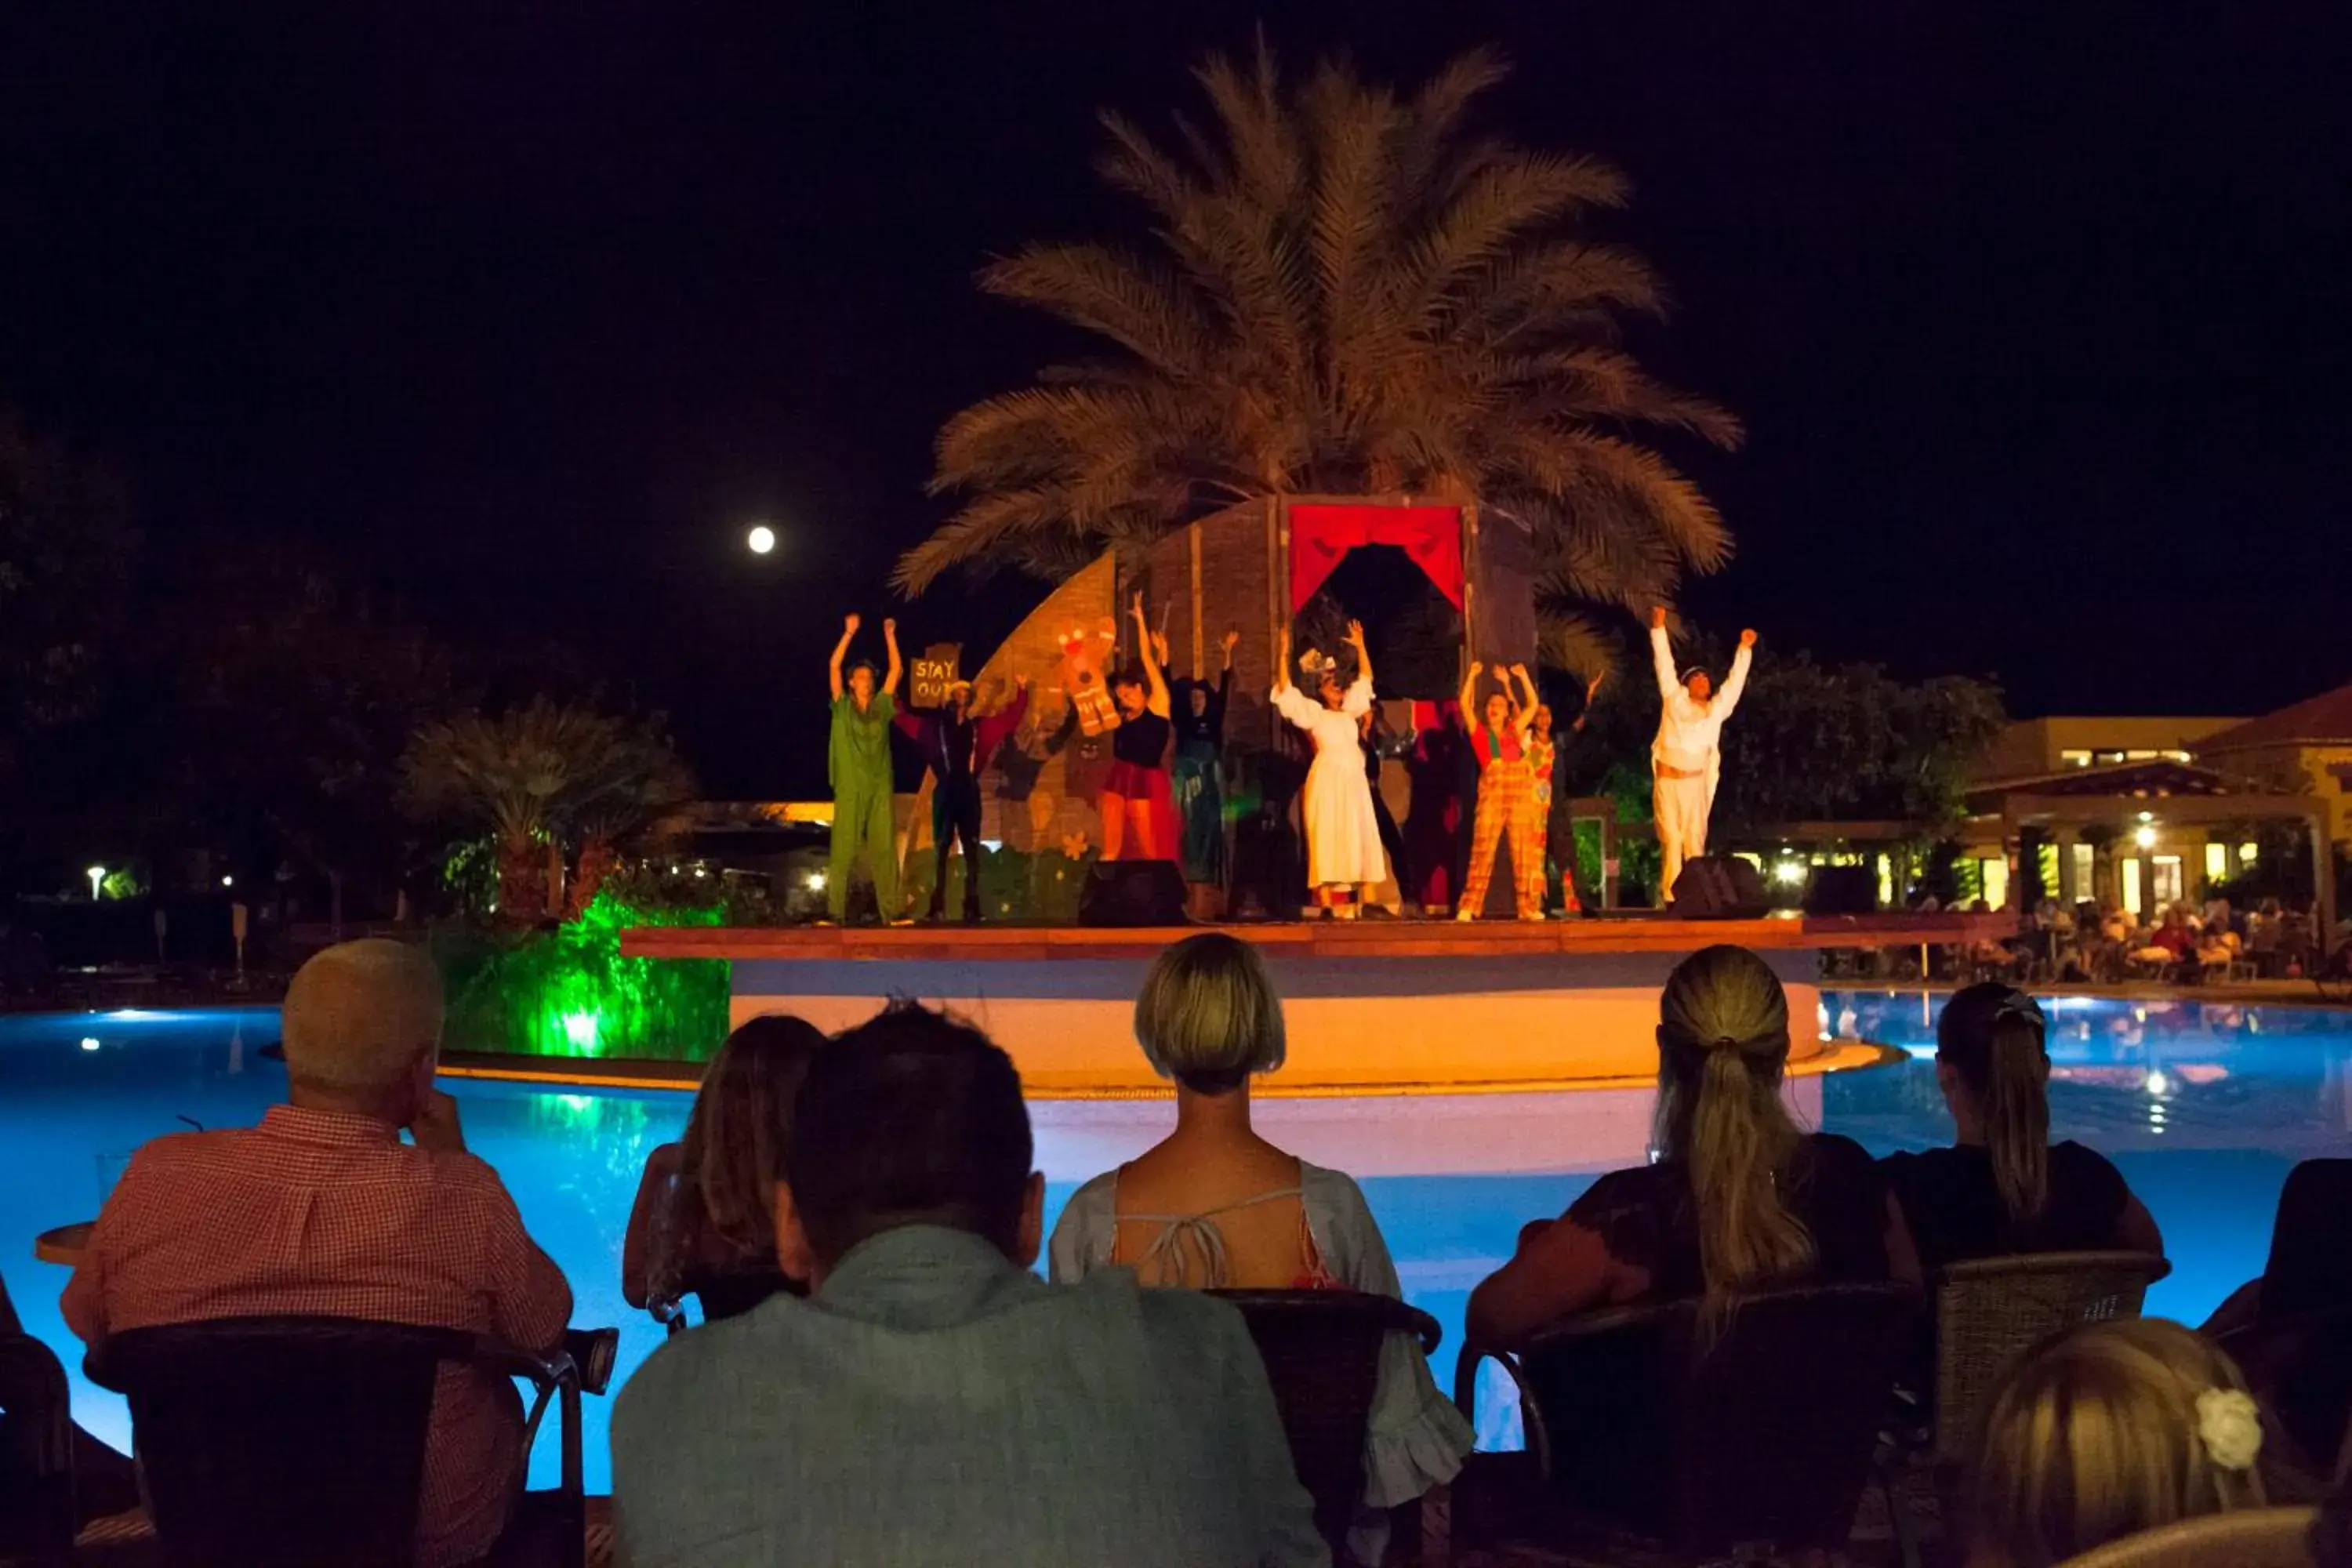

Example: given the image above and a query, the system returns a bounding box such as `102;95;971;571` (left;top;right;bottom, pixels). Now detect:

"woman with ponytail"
1468;944;1918;1346
1880;982;2161;1269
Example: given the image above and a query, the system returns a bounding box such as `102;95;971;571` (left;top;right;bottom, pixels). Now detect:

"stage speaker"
1079;859;1190;927
1669;855;1769;919
1804;863;1878;916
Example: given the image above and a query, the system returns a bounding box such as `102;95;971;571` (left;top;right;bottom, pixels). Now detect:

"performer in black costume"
895;676;1028;921
1170;629;1239;887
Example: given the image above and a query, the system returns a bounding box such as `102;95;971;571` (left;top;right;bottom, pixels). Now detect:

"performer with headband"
1649;606;1755;899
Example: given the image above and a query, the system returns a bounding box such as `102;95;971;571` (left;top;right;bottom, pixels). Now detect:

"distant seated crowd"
2022;893;2338;985
21;935;2352;1566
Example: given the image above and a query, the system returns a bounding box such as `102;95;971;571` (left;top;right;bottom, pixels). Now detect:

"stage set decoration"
610;493;2005;1097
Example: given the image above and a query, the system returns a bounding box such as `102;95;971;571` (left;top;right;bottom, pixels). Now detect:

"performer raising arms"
1457;660;1544;921
1171;629;1239;888
1649;606;1757;898
896;673;1029;922
1272;620;1388;919
1521;667;1605;915
1100;592;1176;861
825;614;906;925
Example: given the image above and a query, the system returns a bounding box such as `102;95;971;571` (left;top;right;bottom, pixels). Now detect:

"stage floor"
623;910;2006;962
624;913;1998;1097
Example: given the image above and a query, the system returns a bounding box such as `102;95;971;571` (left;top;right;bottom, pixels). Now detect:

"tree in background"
1710;653;2006;833
900;45;1740;665
0;413;135;797
402;700;693;926
154;554;476;925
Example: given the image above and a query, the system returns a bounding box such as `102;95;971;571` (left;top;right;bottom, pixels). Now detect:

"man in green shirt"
826;613;904;924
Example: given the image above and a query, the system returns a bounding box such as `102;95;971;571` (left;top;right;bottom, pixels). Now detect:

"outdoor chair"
659;1265;803;1337
1454;1280;1916;1563
1884;1250;2171;1568
0;1330;78;1566
86;1314;588;1568
2051;1506;2318;1566
1209;1288;1443;1566
2214;1306;2352;1479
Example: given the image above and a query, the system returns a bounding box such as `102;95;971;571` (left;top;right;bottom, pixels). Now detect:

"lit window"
1876;853;1894;907
2239;841;2259;866
2121;858;2143;915
2071;843;2096;900
2096;750;2125;765
2151;855;2183;907
1980;858;2009;910
2165;750;2193;764
2125;749;2159;761
2060;749;2093;768
2205;843;2230;883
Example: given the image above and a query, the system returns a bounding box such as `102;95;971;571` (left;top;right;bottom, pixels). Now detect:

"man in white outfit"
1649;606;1757;900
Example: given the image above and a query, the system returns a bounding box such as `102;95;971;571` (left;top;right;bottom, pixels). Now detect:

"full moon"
746;524;776;555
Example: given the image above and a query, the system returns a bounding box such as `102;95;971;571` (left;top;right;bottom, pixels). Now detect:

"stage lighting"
746;524;776;555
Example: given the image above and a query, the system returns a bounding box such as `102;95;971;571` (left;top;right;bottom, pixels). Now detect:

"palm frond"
914;45;1737;615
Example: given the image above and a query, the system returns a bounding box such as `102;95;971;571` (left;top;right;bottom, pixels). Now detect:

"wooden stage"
622;913;2003;1097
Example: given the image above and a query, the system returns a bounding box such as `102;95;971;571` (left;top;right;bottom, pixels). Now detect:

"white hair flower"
2195;1388;2262;1472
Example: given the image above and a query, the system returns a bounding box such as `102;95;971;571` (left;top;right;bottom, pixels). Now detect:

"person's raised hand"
1344;619;1367;648
1220;628;1241;654
408;1087;466;1154
1650;606;1668;631
844;612;862;634
1131;590;1146;620
1510;662;1530;679
1739;628;1759;649
1586;671;1606;701
1014;673;1029;691
882;617;898;639
1468;659;1484;677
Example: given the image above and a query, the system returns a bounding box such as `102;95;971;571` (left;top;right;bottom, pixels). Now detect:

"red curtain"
1288;503;1465;612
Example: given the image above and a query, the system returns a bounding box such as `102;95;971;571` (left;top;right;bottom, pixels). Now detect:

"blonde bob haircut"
1966;1317;2268;1568
1133;932;1287;1095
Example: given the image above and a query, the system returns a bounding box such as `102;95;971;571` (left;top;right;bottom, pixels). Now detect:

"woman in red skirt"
1101;591;1178;860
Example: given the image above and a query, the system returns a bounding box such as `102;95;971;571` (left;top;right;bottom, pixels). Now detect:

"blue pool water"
4;994;2349;1487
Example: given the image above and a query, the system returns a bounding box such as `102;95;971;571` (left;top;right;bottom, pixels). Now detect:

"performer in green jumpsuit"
826;613;904;924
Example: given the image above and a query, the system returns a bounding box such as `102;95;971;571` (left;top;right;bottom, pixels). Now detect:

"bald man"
64;939;572;1566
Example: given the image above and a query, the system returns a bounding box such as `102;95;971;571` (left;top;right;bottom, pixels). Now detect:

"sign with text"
910;644;963;710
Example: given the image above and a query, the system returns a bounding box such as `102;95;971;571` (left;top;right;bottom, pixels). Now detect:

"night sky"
3;2;2344;797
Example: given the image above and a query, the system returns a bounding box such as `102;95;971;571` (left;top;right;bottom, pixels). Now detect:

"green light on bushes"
439;889;731;1062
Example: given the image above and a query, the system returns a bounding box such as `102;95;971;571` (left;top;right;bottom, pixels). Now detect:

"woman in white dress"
1272;620;1390;919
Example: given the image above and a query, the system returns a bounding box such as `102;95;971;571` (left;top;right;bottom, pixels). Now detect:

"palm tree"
564;723;696;918
402;701;688;925
897;45;1742;667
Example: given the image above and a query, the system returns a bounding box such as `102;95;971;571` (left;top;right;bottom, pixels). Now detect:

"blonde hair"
281;938;444;1092
1134;933;1287;1094
673;1014;827;1268
1653;945;1813;1330
1968;1319;2268;1567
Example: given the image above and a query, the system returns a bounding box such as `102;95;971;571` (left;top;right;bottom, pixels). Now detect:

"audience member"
612;1002;1325;1568
1468;943;1921;1345
1050;933;1471;1560
621;1014;825;1322
0;1274;140;1529
1965;1319;2269;1566
2205;1158;2352;1347
61;939;572;1568
1879;984;2163;1269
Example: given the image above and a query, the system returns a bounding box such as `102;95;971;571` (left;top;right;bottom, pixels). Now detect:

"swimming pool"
4;994;2347;1488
